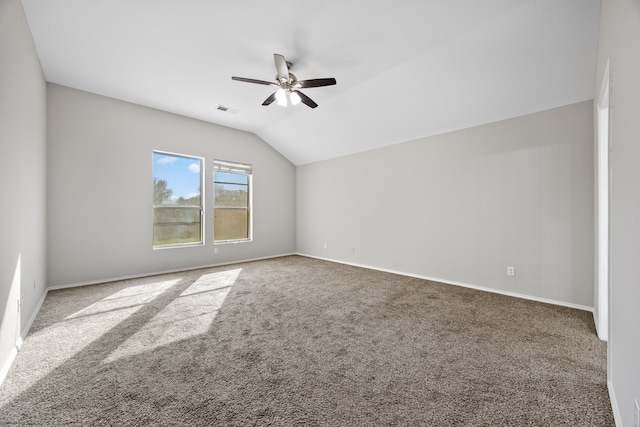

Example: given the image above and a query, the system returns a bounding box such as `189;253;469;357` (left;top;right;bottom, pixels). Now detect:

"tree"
153;178;173;205
177;194;201;206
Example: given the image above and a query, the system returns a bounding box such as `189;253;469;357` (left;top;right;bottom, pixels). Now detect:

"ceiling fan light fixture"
275;88;288;106
289;91;301;106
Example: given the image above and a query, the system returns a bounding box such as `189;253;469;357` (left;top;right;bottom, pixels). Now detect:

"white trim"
152;150;206;249
0;252;596;392
16;289;49;350
608;380;622;427
0;347;17;387
0;289;48;387
595;57;611;341
4;252;593;388
47;253;296;290
297;253;593;312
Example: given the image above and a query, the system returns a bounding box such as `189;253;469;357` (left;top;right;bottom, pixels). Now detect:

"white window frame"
213;159;253;244
152;150;204;249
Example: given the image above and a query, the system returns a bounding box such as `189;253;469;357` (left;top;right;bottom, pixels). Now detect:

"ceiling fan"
232;54;336;109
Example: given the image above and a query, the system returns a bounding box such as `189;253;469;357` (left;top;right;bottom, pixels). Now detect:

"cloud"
188;163;200;173
184;192;200;199
157;156;177;165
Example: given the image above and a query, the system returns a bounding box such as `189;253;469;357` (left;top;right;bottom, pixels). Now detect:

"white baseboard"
0;288;48;387
17;289;49;350
608;380;622;427
297;253;593;312
0;347;17;387
3;252;593;388
48;253;297;291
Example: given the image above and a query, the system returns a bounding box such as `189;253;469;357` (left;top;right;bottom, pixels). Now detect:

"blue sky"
153;152;201;200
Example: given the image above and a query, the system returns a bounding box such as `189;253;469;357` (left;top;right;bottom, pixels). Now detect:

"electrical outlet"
634;398;639;427
507;266;515;276
214;247;219;254
323;242;327;249
351;247;355;254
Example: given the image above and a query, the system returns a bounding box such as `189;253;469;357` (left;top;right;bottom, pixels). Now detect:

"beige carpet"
0;255;613;426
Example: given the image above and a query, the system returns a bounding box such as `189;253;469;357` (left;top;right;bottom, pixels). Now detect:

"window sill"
153;242;204;250
214;239;252;245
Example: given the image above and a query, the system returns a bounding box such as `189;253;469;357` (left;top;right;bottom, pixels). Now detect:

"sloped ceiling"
21;0;600;165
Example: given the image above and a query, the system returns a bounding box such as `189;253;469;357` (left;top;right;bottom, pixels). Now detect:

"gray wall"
297;101;594;308
47;84;295;287
0;0;47;379
596;0;640;425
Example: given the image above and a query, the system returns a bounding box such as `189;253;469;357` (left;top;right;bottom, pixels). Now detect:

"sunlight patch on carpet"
66;279;182;320
1;279;183;395
104;269;240;363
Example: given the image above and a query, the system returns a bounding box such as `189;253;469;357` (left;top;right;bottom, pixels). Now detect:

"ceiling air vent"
216;105;239;114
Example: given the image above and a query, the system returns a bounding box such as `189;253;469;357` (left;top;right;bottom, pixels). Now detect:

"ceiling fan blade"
294;90;318;109
232;76;277;86
262;92;277;106
274;54;290;83
295;78;337;89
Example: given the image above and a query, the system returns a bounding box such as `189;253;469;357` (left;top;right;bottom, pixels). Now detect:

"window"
213;159;252;242
153;151;203;247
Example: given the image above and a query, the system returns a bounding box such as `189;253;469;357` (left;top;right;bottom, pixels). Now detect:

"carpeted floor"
0;255;613;426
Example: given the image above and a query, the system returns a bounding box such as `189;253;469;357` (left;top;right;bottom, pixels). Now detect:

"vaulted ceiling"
21;0;600;165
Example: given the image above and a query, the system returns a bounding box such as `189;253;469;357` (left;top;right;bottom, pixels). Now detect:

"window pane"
214;208;248;241
215;183;248;207
215;171;248;185
213;163;251;243
153;151;203;247
153;152;202;207
153;207;201;246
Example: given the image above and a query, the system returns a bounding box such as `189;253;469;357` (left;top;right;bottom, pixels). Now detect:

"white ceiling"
21;0;600;165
